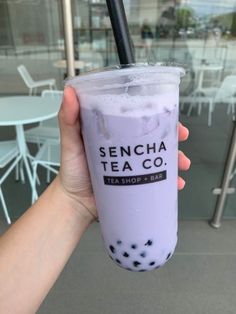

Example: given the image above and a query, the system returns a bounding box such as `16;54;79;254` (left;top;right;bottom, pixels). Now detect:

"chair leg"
187;103;194;117
31;163;38;204
15;162;19;181
0;187;11;224
46;167;51;183
197;102;202;116
15;159;24;182
27;153;41;186
46;145;51;183
232;102;235;114
29;88;33;96
232;103;235;121
34;87;37;95
208;101;213;127
20;159;25;184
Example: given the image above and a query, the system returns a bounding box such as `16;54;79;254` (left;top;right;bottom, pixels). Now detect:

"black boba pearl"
149;261;156;266
109;245;115;254
133;261;141;267
140;251;147;258
145;240;153;246
117;240;122;245
166;252;172;260
123;252;129;258
115;259;121;264
131;244;137;249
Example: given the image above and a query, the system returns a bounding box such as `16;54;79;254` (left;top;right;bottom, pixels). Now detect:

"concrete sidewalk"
1;220;235;314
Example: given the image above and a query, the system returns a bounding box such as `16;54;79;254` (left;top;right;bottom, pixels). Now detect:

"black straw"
106;0;135;65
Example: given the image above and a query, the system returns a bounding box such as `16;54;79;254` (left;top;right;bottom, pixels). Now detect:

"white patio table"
0;96;61;205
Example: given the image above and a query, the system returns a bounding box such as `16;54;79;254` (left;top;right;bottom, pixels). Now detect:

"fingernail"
178;177;186;190
186;158;191;169
185;127;189;134
182;153;191;169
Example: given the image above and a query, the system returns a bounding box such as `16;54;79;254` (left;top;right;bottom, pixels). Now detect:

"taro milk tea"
68;65;184;271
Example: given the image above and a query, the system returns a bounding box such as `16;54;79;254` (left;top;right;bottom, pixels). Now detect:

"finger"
58;86;84;155
178;176;185;190
178;151;191;171
59;86;80;126
178;122;189;142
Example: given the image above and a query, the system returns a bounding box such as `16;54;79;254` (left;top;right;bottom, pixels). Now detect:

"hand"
58;86;97;222
58;87;190;222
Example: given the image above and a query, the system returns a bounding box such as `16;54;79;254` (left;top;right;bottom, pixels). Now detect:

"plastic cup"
66;64;185;272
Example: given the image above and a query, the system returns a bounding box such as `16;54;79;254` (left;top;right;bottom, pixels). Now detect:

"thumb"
58;86;84;155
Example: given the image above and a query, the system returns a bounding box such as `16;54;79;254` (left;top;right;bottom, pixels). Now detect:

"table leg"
15;125;37;200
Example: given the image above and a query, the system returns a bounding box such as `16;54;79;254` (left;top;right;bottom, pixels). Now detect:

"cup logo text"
99;142;168;186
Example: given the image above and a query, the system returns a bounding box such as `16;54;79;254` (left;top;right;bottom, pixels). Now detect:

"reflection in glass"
0;0;236;218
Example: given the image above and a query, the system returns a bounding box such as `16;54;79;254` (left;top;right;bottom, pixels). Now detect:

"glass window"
0;0;63;94
0;0;235;219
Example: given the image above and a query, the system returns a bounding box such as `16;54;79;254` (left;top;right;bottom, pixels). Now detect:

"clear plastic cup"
66;64;185;272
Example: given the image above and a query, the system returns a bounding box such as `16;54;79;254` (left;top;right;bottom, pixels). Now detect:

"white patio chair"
180;75;236;126
180;64;222;120
181;95;214;126
205;75;236;124
24;89;62;145
31;139;60;203
17;64;57;95
213;75;236;117
0;140;21;224
24;90;62;183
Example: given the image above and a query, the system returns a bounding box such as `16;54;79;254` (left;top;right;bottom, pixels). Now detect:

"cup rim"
65;62;186;86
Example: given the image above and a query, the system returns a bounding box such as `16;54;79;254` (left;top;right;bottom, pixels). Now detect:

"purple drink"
67;64;184;271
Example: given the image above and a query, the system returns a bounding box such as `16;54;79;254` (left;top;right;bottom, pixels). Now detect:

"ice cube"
93;108;110;140
142;116;159;136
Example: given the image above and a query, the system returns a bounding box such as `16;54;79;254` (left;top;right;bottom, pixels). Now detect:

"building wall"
127;0;174;26
7;0;61;46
